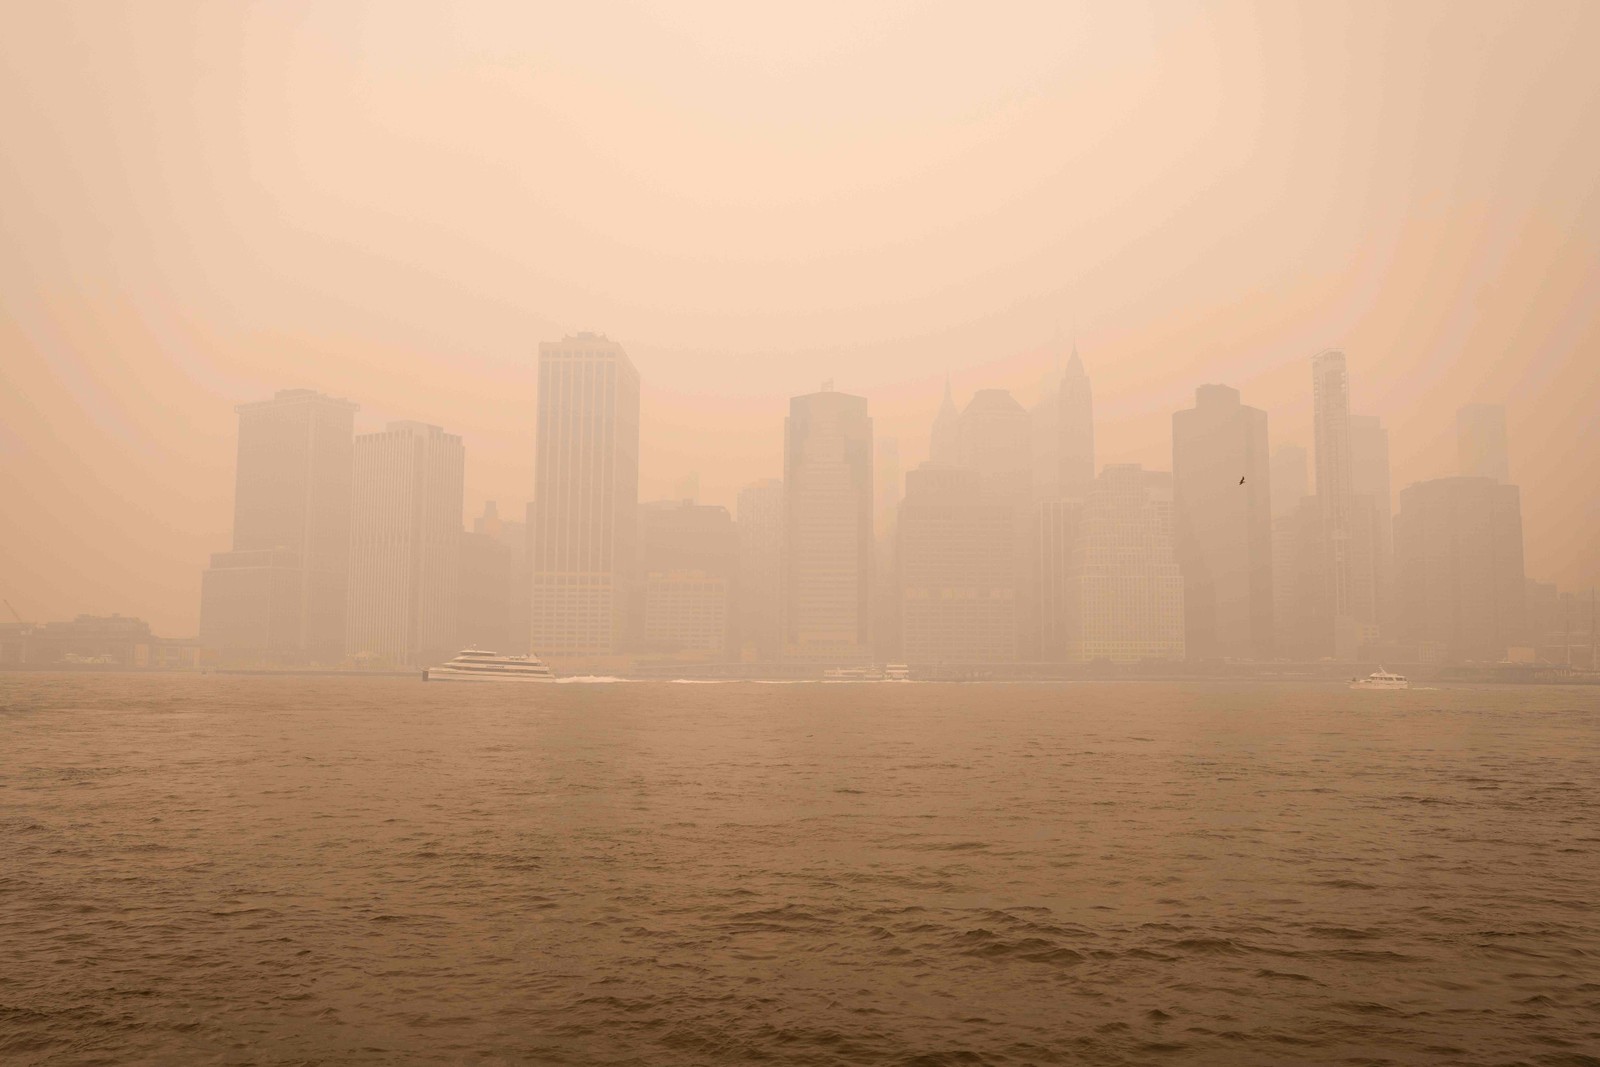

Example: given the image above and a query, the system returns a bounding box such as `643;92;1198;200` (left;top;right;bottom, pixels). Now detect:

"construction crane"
3;598;24;625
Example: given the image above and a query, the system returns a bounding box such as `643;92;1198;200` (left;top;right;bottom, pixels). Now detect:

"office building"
737;479;785;661
898;464;1018;665
638;500;738;656
199;548;303;661
1032;341;1096;501
1066;465;1185;662
1394;476;1526;663
199;388;357;664
958;387;1035;655
1350;414;1394;633
468;501;527;653
1312;351;1376;657
1036;498;1084;662
345;422;464;667
529;333;641;658
1272;496;1326;660
783;388;873;663
957;389;1032;502
873;438;904;661
1172;384;1273;660
459;529;514;654
1271;444;1309;519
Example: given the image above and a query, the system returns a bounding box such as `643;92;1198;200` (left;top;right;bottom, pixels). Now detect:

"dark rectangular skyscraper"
530;333;641;659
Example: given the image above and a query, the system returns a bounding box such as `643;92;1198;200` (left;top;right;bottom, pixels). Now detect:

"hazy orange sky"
3;1;1598;636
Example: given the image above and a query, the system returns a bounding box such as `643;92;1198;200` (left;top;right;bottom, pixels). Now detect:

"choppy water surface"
2;676;1598;1066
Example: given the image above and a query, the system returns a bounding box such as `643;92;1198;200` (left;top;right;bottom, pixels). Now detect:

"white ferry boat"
1350;668;1409;690
424;649;557;682
822;664;912;681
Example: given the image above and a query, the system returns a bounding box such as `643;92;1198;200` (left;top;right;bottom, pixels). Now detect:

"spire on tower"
1066;338;1084;376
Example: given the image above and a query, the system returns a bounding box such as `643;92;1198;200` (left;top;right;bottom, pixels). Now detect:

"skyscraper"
199;388;358;664
1311;351;1375;658
638;500;738;657
1031;342;1096;502
469;500;527;653
1457;403;1510;483
956;387;1035;656
1269;443;1311;658
873;437;904;662
736;478;784;662
1172;384;1273;660
1067;465;1185;663
957;389;1032;501
1059;346;1095;500
1270;444;1309;519
345;421;465;667
1035;498;1083;662
898;464;1018;666
783;387;873;663
1349;414;1394;634
1394;476;1526;663
930;374;961;466
458;528;513;654
529;333;641;659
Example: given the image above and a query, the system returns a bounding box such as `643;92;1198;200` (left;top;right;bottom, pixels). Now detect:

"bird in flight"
1239;476;1246;485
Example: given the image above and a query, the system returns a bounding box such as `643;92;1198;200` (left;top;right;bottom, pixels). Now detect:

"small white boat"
1350;668;1409;690
425;649;556;682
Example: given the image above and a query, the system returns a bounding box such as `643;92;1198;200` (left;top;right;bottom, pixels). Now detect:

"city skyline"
10;334;1591;656
139;336;1571;673
5;2;1598;637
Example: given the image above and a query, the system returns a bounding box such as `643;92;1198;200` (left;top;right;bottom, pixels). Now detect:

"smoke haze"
3;0;1597;636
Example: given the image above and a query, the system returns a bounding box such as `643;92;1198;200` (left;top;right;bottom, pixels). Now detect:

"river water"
2;675;1597;1065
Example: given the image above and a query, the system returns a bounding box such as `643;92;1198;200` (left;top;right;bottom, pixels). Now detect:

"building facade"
1394;476;1526;663
1066;465;1185;663
736;478;785;661
1172;384;1273;660
1036;498;1083;662
199;388;357;664
529;333;641;658
638;500;738;657
897;464;1018;665
458;530;513;654
1311;351;1376;658
1349;414;1394;635
345;421;464;667
1031;342;1096;502
782;388;873;663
